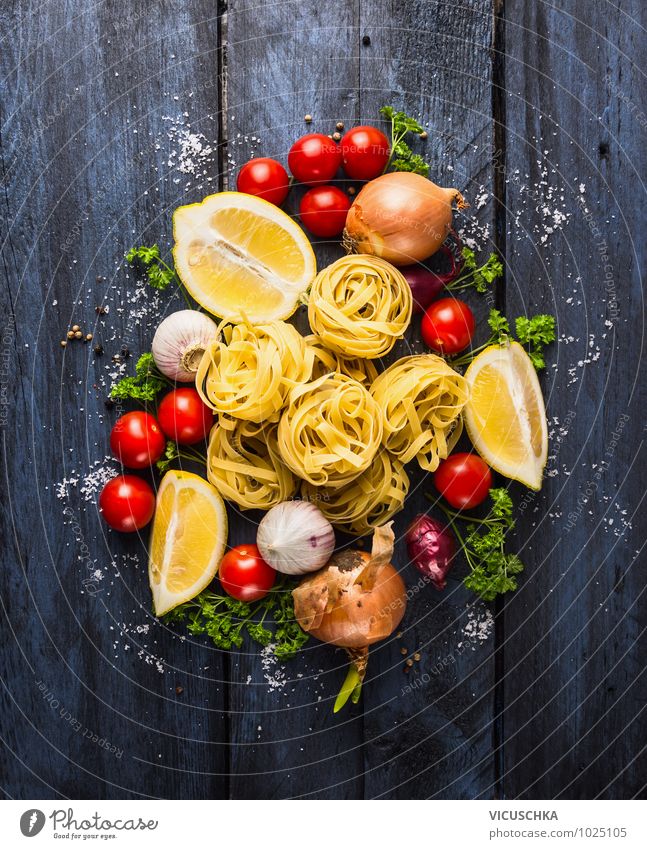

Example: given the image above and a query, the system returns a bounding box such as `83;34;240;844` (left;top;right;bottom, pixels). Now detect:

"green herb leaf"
156;440;179;473
126;244;176;290
163;582;309;661
515;314;556;371
110;352;166;403
487;308;510;339
380;105;430;176
449;249;503;293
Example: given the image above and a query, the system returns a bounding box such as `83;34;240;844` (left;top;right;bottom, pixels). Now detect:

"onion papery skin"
344;171;467;267
292;550;407;649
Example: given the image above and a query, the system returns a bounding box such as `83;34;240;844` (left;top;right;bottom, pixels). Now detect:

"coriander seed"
332;132;341;142
420;130;428;140
304;114;312;123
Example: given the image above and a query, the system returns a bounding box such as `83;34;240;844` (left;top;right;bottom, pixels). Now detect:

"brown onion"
343;171;468;266
292;524;406;711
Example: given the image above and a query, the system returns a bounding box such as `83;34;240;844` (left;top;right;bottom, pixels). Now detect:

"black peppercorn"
362;35;371;46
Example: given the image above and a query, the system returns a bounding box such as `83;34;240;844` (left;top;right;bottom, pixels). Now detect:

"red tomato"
288;133;342;185
110;411;165;469
434;453;493;510
340;125;390;180
299;185;351;237
236;158;289;206
99;475;156;532
157;388;213;445
219;544;276;602
421;298;475;354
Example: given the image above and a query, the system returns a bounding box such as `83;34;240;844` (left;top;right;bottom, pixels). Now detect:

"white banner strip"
1;800;646;848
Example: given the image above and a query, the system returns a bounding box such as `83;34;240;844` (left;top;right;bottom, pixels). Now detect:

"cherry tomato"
157;388;213;445
236;157;289;206
434;453;493;510
299;185;351;237
421;297;475;354
99;475;156;532
288;133;342;185
110;411;165;469
219;544;276;602
340;125;390;181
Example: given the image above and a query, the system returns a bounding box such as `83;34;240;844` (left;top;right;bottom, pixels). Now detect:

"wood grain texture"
501;0;647;799
0;0;229;799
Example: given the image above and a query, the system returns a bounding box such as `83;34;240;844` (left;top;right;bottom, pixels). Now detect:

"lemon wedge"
463;341;548;490
148;470;227;616
172;192;316;322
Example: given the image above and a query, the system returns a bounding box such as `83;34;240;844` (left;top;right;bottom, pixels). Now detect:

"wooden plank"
501;0;647;798
0;1;229;798
357;0;499;800
224;0;367;800
225;0;498;799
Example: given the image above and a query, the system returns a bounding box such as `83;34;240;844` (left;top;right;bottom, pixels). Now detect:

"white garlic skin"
257;501;335;575
152;310;218;382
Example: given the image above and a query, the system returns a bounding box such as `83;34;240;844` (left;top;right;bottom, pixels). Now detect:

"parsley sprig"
380;106;430;176
110;352;167;403
450;308;556;371
156;440;207;473
126;245;176;290
446;248;504;294
437;488;525;601
163;580;309;660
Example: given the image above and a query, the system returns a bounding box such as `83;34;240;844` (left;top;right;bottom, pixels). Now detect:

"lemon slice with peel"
173;192;316;322
463;341;548;490
148;470;227;616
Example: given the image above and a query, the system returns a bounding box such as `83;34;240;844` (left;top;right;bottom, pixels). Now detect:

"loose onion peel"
292;523;407;712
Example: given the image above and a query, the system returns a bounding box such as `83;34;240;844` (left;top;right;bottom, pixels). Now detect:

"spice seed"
85;333;93;341
74;331;83;339
67;330;75;339
347;186;356;195
414;652;421;662
406;658;414;667
304;114;312;123
400;647;408;656
420;131;428;140
175;686;184;695
72;324;80;332
93;344;104;356
332;132;341;142
336;121;344;130
362;35;371;46
60;340;67;348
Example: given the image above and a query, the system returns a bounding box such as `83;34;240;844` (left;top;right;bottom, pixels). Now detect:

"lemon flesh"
463;341;548;490
148;470;227;616
173;192;316;322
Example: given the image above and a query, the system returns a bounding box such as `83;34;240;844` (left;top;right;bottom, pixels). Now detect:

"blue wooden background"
1;1;645;799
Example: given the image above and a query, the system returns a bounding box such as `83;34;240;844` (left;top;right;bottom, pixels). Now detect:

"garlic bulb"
257;501;335;575
152;310;218;382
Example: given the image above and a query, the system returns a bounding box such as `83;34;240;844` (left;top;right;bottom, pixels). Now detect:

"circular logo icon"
20;810;45;837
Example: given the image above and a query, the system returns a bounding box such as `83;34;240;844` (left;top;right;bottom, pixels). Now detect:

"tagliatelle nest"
278;372;383;488
206;418;297;510
305;334;378;386
301;450;410;536
370;354;469;472
196;320;314;424
307;254;412;359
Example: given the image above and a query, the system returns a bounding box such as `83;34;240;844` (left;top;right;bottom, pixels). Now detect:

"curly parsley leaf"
156;440;179;473
126;244;175;290
515;314;556;370
440;487;524;602
487;308;511;339
447;249;504;293
163;582;309;660
380;105;430;176
110;352;166;402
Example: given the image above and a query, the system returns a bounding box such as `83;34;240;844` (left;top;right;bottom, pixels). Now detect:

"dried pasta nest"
305;334;378;386
196;320;313;424
301;450;410;536
370;354;469;472
278;372;383;488
206;418;297;510
307;254;412;359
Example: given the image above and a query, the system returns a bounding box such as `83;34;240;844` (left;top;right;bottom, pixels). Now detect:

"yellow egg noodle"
370;354;469;472
307;254;412;359
305;334;378;385
196;320;313;424
277;372;383;488
301;450;410;536
207;418;297;510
